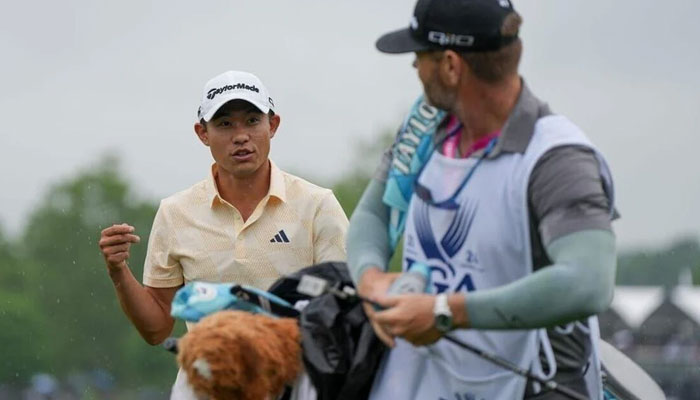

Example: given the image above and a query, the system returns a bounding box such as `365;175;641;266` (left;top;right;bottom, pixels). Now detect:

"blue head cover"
170;282;295;322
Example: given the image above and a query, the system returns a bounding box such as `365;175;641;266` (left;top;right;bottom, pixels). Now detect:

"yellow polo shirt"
142;161;348;291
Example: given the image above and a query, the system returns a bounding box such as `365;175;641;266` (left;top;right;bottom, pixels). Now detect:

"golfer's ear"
194;122;209;146
269;113;281;138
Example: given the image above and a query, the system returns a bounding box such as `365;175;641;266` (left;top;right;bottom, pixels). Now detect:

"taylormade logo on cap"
198;70;274;122
206;83;260;100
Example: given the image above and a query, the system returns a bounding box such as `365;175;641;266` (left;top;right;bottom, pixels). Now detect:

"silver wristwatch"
433;293;453;333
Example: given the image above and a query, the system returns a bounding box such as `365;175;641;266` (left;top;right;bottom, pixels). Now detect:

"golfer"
98;70;348;399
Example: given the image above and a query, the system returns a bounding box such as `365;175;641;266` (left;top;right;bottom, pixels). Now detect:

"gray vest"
370;115;613;400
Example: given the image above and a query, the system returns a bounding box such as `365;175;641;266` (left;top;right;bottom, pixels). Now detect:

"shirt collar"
434;80;551;158
206;160;287;208
268;160;287;203
490;79;552;156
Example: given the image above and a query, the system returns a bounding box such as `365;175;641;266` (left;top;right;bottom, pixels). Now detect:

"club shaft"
442;336;587;400
357;295;586;400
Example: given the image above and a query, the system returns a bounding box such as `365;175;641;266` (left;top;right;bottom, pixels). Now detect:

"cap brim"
376;28;432;54
201;93;271;121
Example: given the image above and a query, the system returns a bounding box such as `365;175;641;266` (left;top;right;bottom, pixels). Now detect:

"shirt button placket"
226;207;242;259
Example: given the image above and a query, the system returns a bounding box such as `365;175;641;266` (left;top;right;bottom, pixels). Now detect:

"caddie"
346;0;618;398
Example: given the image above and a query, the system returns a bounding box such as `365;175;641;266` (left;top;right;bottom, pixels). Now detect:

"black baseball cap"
376;0;519;54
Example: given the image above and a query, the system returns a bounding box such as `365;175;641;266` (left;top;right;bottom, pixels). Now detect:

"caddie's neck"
453;75;521;147
215;160;271;222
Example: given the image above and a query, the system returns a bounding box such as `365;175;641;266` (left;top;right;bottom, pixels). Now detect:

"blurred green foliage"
617;238;700;287
0;143;698;394
0;156;181;392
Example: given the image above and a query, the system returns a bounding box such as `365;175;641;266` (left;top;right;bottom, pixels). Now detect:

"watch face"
436;314;452;332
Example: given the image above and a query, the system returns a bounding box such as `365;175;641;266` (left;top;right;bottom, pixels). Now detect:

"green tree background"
0;144;698;397
0;156;183;397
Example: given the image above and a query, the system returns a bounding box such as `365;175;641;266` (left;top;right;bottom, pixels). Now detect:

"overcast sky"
1;0;698;250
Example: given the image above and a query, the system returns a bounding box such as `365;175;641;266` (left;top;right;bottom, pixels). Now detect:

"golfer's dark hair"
459;12;523;83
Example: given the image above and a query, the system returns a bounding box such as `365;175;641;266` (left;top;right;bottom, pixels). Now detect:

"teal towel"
383;95;446;250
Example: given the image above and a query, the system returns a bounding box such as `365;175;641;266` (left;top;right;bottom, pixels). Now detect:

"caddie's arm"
347;177;393;283
347;172;402;345
372;230;615;346
453;229;615;330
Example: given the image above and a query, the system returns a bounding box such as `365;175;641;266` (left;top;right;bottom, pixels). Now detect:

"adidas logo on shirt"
270;230;290;243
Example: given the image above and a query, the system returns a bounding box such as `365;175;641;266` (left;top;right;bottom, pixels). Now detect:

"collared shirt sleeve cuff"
143;275;184;288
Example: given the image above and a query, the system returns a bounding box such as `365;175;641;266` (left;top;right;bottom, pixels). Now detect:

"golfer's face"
205;100;277;178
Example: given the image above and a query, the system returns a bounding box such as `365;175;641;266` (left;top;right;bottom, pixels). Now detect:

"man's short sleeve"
142;202;184;288
313;191;349;263
529;145;617;246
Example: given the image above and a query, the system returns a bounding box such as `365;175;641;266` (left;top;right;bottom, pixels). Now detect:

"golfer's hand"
373;294;443;346
99;223;141;273
357;268;399;347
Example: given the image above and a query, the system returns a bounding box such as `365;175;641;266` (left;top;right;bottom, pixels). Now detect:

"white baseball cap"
197;70;275;122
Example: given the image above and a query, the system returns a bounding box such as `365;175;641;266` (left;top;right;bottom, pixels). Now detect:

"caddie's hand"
373;294;443;346
99;223;141;273
357;267;400;347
